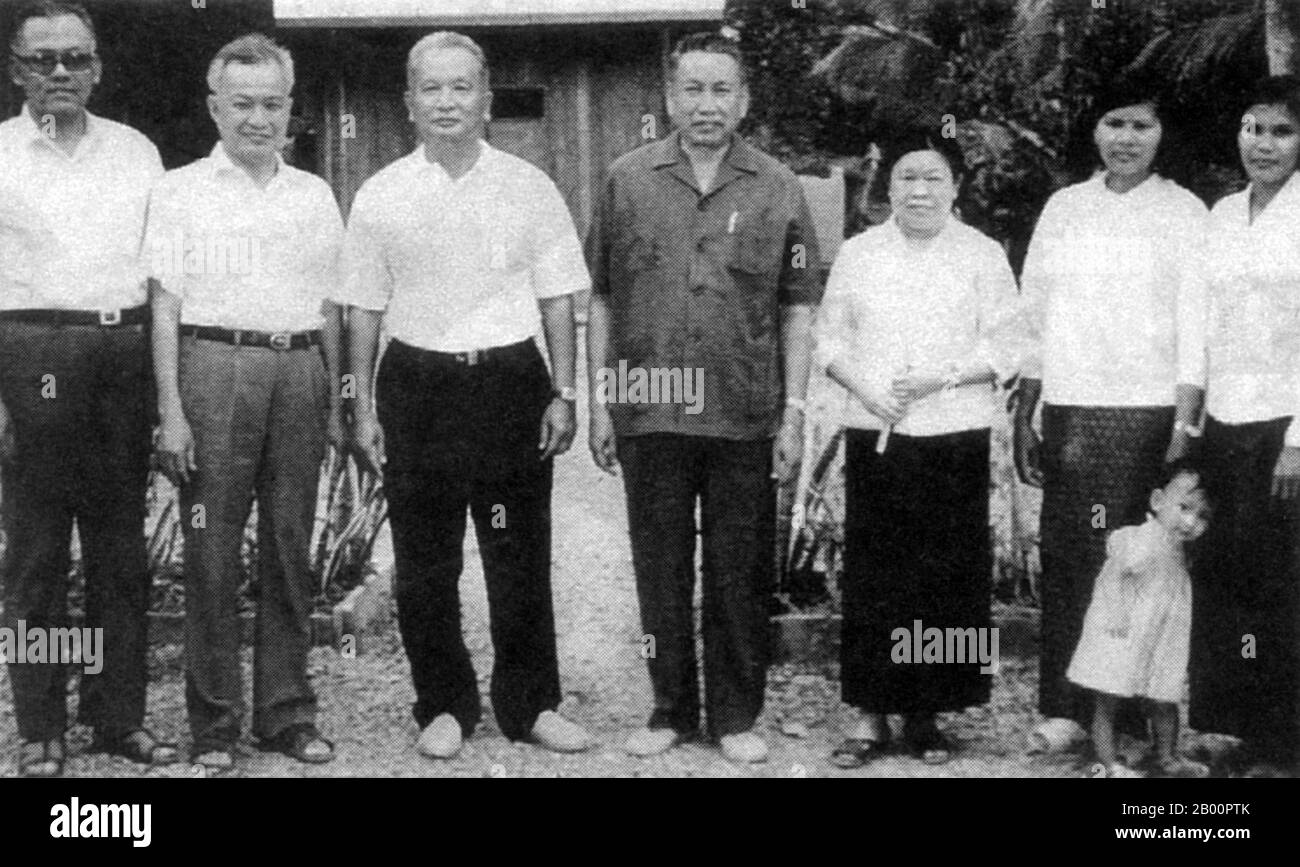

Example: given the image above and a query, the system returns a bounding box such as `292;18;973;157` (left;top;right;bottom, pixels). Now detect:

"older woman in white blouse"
816;134;1022;768
1011;80;1209;752
1180;76;1300;775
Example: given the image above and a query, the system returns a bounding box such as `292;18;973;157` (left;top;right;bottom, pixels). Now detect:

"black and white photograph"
0;0;1293;847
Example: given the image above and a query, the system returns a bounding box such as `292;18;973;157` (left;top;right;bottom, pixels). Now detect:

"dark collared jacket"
588;133;823;441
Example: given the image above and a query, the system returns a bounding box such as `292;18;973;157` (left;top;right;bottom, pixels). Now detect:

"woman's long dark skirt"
1190;416;1300;762
840;428;992;714
1037;404;1174;726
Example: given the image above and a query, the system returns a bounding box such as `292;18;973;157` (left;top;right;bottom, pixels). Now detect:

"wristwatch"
1174;420;1203;438
553;386;578;403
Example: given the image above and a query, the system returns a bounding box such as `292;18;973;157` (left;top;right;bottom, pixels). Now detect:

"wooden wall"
293;25;680;235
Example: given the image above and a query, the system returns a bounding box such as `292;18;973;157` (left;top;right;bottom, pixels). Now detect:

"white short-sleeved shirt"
0;106;163;311
1019;173;1209;407
144;143;344;332
1180;172;1300;445
338;142;589;352
814;216;1023;435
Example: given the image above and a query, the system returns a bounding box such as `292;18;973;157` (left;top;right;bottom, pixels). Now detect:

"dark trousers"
0;321;152;741
1190;416;1299;760
617;433;774;739
377;339;560;741
179;337;326;746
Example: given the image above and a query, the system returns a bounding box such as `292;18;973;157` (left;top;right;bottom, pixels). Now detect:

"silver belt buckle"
269;331;293;351
458;350;480;366
98;309;122;326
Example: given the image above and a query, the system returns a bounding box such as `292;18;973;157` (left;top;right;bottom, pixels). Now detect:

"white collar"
20;103;101;157
407;139;495;181
1088;170;1163;201
885;212;958;250
1242;169;1300;221
207;140;287;185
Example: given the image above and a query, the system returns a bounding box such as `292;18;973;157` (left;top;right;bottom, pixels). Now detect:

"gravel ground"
1;442;1136;780
0;369;1224;778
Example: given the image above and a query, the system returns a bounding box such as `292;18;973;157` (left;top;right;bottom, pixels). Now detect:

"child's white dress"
1066;517;1191;703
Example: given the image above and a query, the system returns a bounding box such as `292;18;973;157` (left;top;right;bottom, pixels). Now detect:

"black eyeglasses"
14;50;97;75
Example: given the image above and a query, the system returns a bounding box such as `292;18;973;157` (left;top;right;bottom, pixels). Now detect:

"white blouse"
1179;171;1300;446
814;216;1022;435
1019;173;1209;407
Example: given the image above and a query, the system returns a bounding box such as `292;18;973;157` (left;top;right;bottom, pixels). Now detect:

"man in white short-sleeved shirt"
150;33;344;773
0;1;172;778
339;31;591;760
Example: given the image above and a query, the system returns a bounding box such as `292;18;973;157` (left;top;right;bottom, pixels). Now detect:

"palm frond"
1125;9;1261;84
989;0;1071;83
811;21;946;128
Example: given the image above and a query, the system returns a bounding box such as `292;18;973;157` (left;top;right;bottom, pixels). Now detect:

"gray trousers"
178;336;327;748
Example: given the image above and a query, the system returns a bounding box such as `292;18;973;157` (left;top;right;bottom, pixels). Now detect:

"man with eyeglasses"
0;1;171;776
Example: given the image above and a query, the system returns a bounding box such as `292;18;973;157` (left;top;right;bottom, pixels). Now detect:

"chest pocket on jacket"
728;210;783;280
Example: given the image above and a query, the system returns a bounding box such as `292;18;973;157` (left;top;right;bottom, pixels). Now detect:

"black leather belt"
0;306;148;327
182;325;321;351
417;340;533;367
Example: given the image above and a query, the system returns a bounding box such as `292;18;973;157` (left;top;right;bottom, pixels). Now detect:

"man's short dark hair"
9;1;97;55
667;31;747;85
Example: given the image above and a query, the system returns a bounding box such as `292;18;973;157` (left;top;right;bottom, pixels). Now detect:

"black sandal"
19;739;64;778
92;729;179;766
256;723;335;764
831;736;889;769
904;720;954;765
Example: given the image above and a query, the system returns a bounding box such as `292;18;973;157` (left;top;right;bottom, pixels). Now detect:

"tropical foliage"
728;0;1273;258
738;0;1293;608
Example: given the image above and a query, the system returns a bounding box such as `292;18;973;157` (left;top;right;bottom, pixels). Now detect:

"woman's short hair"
1242;74;1300;126
1072;72;1189;183
207;33;294;94
881;128;967;180
407;31;489;89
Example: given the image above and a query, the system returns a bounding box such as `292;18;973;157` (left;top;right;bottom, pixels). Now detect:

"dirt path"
0;433;1102;778
1;348;1177;777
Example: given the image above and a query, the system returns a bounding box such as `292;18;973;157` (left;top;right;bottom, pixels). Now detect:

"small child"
1067;460;1212;779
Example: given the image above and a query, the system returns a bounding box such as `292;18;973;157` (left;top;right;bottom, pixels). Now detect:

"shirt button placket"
681;194;713;422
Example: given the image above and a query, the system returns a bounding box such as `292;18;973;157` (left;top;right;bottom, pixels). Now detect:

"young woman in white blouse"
1181;76;1300;776
1011;80;1209;756
816;133;1022;768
